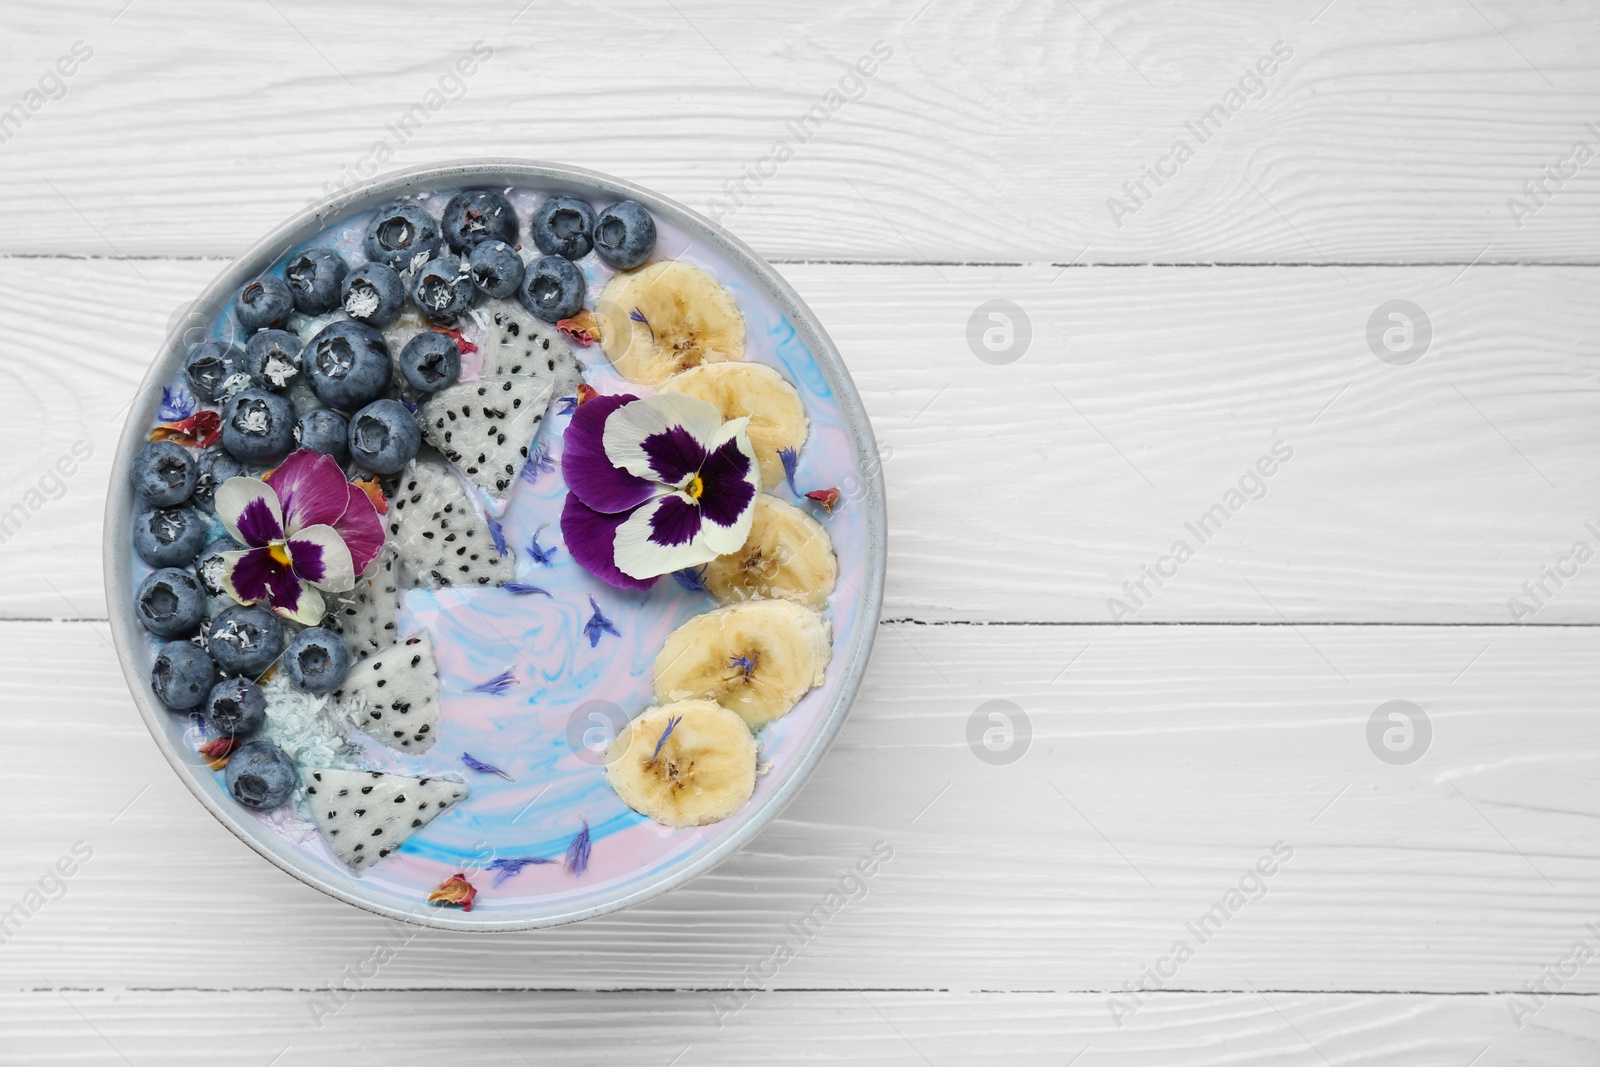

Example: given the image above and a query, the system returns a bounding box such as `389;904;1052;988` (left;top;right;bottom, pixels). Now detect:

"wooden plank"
1;1;1598;261
1;620;1595;992
2;989;1596;1066
7;258;1599;623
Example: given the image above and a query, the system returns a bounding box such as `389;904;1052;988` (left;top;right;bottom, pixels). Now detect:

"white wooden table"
2;1;1597;1062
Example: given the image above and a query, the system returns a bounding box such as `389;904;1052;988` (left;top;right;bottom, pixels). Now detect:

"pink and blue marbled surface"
130;188;871;918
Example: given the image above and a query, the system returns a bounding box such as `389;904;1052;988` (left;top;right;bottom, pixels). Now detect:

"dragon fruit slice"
474;300;584;397
334;632;441;752
304;767;467;873
417;374;554;514
387;459;514;587
324;546;402;660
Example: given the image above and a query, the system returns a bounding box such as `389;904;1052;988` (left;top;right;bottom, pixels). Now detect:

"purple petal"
333;482;386;576
461;752;514;780
565;820;591;877
266;449;349;534
488;856;553;886
696;437;756;528
560;493;657;591
233;493;284;547
225;546;281;603
639;425;706;485
561;392;655;514
287;537;325;582
647;494;703;547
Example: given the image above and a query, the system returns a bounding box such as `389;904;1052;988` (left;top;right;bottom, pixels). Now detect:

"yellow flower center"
267;541;293;568
686;474;704;501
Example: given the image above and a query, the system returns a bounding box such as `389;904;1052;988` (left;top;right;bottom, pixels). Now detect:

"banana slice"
595;260;746;384
657;362;808;488
702;495;837;608
606;699;757;828
653;600;831;729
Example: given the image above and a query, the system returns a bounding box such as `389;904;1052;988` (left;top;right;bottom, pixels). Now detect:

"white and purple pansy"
213;449;387;624
561;392;760;589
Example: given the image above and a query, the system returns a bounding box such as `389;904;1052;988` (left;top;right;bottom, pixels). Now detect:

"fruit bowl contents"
109;164;882;928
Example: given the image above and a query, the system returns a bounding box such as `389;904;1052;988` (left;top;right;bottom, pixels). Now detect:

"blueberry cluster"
134;187;661;812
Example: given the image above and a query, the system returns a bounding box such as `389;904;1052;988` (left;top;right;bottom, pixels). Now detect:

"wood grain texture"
8;258;1597;623
1;1;1598;261
2;989;1596;1066
2;620;1595;992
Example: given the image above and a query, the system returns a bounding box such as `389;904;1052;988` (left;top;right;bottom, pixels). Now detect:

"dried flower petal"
575;383;598;407
583;596;619;648
730;653;759;679
778;447;800;495
805;488;841;514
486;515;508;556
628;306;656;344
461;752;514;781
526;525;558;566
565;820;591;877
520;444;556;485
470;669;517;696
504;583;552;597
427;872;478;911
149;410;222;449
160;386;197;422
351;477;389;516
198;735;241;770
672;566;709;593
649;715;682;763
487;856;554;887
556;310;600;347
434;324;478;356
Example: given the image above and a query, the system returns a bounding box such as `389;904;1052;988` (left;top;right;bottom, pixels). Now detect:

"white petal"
613;494;723;580
213;477;283;547
602;393;725;485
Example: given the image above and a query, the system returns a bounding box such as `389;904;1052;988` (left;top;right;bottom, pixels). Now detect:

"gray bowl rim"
102;158;887;932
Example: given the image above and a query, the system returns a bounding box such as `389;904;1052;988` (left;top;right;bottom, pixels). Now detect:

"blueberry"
398;332;461;393
341;262;406;328
132;506;208;567
225;740;296;809
412;256;475;322
284;627;351;693
208;604;285;677
195;536;243;596
244;329;303;391
193;449;245;513
296;408;349;463
532;196;596;260
235;275;293;332
222;387;297;466
363;200;440;268
303;321;393;411
442;189;518;252
150;640;216;710
519;254;586;322
469;239;525;298
130;441;197;507
204;676;266;737
348;399;420;475
284;248;348;315
135;568;206;637
184;341;249;403
594;200;657;270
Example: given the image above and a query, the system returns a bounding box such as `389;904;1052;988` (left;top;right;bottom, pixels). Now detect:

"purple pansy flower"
213;450;387;625
560;393;760;589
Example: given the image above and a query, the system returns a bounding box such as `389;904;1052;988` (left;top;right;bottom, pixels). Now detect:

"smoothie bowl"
104;161;885;930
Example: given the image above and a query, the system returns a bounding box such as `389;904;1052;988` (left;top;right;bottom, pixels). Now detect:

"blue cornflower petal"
487;856;554;887
469;669;517;696
583;596;620;648
461;752;515;781
778;447;800;495
673;566;709;593
565;820;592;877
504;583;553;597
